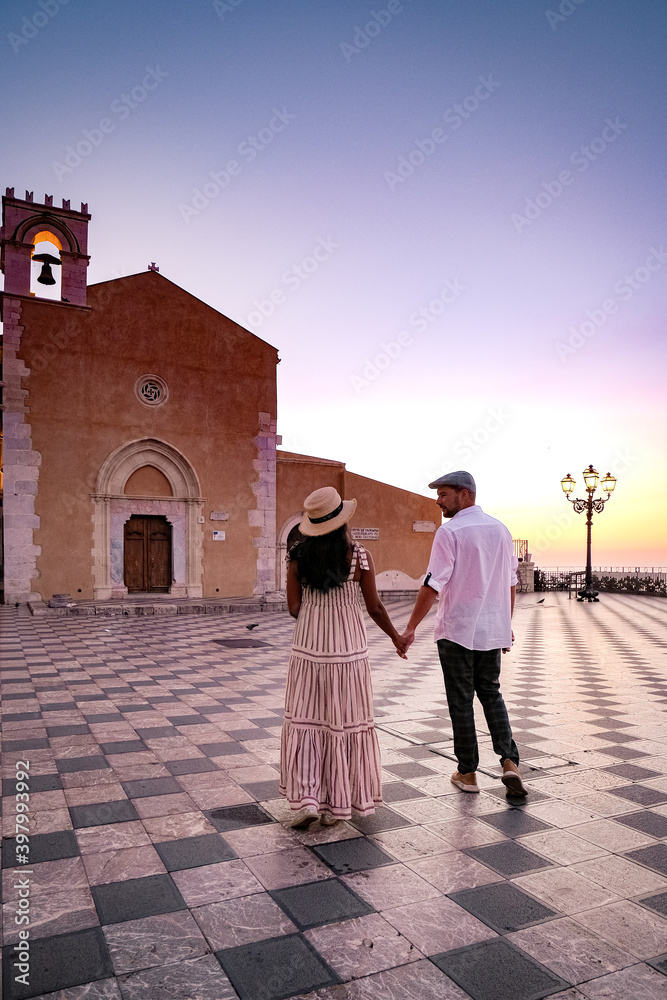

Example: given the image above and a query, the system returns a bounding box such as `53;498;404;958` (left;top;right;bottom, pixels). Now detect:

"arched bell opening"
31;231;62;301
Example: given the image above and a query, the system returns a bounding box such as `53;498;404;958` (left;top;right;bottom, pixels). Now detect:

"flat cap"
428;470;476;492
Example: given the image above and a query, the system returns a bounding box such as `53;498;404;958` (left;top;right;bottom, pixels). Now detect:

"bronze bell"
32;252;62;285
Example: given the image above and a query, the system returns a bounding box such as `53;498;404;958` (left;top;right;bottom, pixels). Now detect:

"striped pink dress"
280;544;383;819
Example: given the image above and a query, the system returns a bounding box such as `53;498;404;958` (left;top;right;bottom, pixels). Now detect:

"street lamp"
561;465;616;602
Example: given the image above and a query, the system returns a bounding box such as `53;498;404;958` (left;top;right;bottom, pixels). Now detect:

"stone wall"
1;298;42;603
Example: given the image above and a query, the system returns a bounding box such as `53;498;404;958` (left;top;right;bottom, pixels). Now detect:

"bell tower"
1;188;90;306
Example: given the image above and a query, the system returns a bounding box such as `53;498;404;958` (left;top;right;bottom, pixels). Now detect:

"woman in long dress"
280;486;407;828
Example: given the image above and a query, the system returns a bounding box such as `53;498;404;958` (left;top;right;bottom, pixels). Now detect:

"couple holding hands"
280;471;526;829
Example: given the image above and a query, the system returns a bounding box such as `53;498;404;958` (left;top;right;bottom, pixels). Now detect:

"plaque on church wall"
212;531;226;541
413;521;437;532
210;512;229;520
351;528;379;540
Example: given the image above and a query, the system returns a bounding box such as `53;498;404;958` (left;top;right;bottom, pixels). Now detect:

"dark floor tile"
625;843;667;876
118;704;150;713
616;811;667;838
400;746;442;760
247;716;281;728
84;713;123;723
593;731;637;743
432;937;568;1000
199;741;247;756
484;785;551;806
41;702;76;711
381;781;427;803
647;953;667;977
1;712;43;722
134;726;179;738
166;715;203;725
225;728;272;741
450;881;558;934
412;731;452;744
600;745;650;760
2;829;79;868
515;745;550;758
46;724;91;737
154;833;237;871
166;758;219;776
271;877;374;929
122;776;183;798
3;737;50;751
69;798;139;828
383;761;436;778
602;763;662;781
2;773;62;796
349;806;410;835
2;926;113;1000
216;934;338;1000
312;837;394;875
99;740;147;754
92;873;186;924
213;638;272;649
465;841;552;877
476;811;552;837
56;755;110;774
639;891;667;916
609;784;667;806
146;695;180;703
594;717;633;728
206;803;275;831
241;779;282;801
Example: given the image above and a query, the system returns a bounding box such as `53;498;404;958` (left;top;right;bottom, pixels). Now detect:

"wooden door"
124;516;172;592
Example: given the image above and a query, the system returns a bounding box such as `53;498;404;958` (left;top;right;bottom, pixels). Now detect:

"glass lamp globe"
583;465;599;492
601;472;616;495
560;474;575;495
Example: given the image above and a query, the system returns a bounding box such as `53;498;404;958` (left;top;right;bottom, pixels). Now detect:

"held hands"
393;634;409;659
394;627;415;659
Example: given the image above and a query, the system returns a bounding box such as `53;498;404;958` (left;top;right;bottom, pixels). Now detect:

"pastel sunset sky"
1;0;665;566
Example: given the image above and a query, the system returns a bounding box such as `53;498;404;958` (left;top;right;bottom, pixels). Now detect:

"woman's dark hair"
290;524;351;593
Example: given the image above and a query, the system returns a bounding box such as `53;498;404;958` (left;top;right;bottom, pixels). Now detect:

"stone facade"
1;298;42;603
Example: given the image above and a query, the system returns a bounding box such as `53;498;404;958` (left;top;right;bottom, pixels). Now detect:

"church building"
0;189;438;605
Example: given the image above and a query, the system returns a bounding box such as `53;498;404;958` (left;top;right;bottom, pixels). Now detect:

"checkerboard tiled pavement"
2;591;667;1000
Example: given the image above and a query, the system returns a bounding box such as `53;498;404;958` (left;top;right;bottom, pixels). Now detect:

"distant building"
1;189;437;604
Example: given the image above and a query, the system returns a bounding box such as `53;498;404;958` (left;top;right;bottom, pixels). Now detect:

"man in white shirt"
402;471;526;797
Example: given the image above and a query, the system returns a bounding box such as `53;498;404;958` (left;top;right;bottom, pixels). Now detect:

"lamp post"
560;465;617;602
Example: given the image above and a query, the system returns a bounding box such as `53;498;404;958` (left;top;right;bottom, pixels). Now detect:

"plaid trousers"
437;639;519;775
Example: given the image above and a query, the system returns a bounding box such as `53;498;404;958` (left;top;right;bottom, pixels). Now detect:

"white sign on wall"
212;531;226;541
413;521;437;532
351;528;379;540
210;511;229;520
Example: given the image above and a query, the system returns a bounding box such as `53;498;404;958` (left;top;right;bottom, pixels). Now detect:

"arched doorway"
124;515;172;593
276;514;304;590
92;438;204;600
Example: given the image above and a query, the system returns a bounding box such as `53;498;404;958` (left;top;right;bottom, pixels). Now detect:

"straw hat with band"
299;487;357;537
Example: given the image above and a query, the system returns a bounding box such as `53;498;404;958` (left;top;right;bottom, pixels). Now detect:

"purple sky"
2;0;665;564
